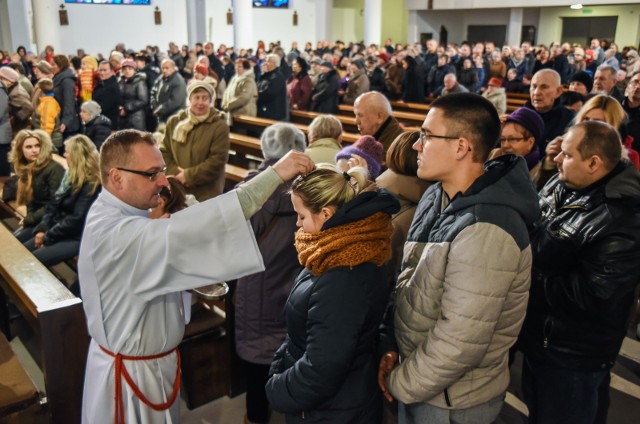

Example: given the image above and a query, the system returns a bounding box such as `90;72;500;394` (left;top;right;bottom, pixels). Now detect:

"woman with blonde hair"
9;129;65;242
265;164;399;423
574;94;626;129
24;134;101;267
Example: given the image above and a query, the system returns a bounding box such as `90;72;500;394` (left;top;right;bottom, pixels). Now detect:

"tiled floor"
7;314;640;424
181;394;285;424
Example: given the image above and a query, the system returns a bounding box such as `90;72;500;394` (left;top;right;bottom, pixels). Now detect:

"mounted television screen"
253;0;290;8
64;1;151;4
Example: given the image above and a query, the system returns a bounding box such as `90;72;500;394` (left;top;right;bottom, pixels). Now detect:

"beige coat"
304;137;342;165
375;169;431;285
221;71;258;119
161;108;229;201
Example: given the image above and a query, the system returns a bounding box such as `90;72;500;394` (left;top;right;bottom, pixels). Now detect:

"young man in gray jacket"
379;93;539;423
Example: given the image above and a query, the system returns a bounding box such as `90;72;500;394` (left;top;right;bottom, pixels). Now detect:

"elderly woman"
221;59;258;124
304;114;343;164
9;129;65;242
161;81;229;201
80;100;112;151
287;57;313;111
24;135;101;267
491;107;545;181
235;123;307;424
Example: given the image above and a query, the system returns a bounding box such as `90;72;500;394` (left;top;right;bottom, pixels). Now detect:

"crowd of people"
0;35;639;424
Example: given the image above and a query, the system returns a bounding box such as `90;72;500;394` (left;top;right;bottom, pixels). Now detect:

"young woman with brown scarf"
265;165;399;424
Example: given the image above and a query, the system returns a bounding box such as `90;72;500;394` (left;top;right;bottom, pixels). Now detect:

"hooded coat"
266;190;400;423
387;155;539;409
53;67;80;133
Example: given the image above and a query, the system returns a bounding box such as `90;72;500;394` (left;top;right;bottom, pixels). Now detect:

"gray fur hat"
260;123;307;160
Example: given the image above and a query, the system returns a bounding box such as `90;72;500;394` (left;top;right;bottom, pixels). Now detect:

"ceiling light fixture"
570;4;583;9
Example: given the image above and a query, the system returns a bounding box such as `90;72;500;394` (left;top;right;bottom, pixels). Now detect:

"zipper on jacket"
444;388;452;407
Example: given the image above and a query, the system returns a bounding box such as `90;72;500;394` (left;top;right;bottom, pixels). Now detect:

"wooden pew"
0;224;88;424
290;110;359;133
231;115;360;143
338;105;426;127
0;331;40;421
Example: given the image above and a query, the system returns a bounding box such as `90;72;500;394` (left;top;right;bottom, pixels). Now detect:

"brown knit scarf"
294;211;393;276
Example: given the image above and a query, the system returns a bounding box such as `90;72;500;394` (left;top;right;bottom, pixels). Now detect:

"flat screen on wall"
253;0;289;8
64;1;151;4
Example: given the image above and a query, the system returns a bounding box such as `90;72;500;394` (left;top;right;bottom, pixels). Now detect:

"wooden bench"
0;224;88;423
338;105;426;127
0;331;40;421
290;110;359;133
231;115;360;143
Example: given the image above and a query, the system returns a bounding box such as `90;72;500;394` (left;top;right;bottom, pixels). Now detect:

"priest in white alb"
78;129;314;424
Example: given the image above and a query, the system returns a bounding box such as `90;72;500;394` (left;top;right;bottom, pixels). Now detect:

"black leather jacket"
519;162;640;371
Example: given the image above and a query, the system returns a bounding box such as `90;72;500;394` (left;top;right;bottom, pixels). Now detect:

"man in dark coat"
150;59;187;123
257;54;287;121
204;42;225;82
310;62;339;114
525;69;575;151
519;120;640;424
93;61;121;130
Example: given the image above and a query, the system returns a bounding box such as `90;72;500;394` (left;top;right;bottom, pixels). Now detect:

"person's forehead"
533;73;556;86
129;142;162;165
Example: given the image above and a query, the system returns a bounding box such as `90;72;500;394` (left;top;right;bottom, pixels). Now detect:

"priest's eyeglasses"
116;166;167;181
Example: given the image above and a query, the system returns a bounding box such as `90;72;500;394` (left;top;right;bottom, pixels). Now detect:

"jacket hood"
322;188;400;231
53;67;77;83
604;161;640;202
447;154;540;226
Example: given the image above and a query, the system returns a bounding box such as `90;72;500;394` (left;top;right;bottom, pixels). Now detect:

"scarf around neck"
294;211;393;276
172;109;211;143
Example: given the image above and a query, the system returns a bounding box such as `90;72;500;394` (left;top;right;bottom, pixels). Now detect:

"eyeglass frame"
500;136;527;144
116;166;168;181
418;129;471;151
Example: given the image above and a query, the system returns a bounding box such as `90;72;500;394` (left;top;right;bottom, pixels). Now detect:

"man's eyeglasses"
116;166;167;181
418;130;460;148
500;136;526;144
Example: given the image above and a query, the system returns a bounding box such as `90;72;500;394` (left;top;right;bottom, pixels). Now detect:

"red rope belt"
99;345;181;424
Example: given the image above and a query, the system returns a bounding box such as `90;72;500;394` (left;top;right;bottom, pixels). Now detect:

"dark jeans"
23;236;80;267
522;355;610;424
244;360;270;423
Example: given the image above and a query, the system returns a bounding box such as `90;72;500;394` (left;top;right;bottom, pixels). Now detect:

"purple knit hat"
335;135;384;178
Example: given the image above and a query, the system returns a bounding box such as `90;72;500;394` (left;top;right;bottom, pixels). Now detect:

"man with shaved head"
150;59;186;123
353;91;403;152
527;69;575;149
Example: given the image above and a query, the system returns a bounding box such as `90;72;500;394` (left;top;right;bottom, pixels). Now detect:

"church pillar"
364;0;382;46
31;0;61;55
232;0;253;51
506;7;523;47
